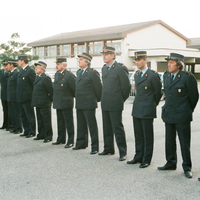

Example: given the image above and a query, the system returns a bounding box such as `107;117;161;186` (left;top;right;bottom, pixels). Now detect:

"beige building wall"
126;24;186;49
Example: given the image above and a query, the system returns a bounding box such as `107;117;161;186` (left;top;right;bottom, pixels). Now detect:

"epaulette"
93;68;96;71
119;62;125;67
187;71;192;75
164;71;168;74
46;74;48;77
151;69;158;74
103;64;107;67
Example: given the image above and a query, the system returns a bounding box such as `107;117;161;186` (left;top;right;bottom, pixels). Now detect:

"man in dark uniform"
32;61;53;143
158;53;199;179
7;59;22;134
99;46;131;161
52;57;76;148
17;54;36;138
73;52;102;154
127;51;162;168
0;60;9;130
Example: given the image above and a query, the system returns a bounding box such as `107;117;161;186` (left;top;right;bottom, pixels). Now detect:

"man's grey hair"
40;65;46;71
85;58;91;67
62;62;67;67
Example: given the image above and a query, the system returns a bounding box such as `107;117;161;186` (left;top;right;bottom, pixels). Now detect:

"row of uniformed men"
0;46;199;180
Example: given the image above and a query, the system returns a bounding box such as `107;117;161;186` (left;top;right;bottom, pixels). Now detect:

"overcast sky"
1;0;200;45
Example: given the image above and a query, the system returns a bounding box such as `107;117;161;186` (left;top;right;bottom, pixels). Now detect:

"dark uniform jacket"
132;69;162;119
17;65;36;103
7;68;19;102
0;70;8;101
31;73;53;107
75;67;102;110
101;61;131;111
162;70;199;124
53;69;76;110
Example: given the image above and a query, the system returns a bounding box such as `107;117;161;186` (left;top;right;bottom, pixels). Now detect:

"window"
88;41;103;55
44;46;56;58
63;45;69;56
50;46;56;58
38;47;44;58
73;43;85;56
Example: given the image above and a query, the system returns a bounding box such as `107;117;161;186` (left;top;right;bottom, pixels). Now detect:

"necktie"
79;70;83;78
171;74;174;83
139;71;143;80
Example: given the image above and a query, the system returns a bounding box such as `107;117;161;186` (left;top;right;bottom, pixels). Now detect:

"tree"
0;33;39;69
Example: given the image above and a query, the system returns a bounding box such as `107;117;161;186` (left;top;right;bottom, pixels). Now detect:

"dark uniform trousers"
1;100;9;128
102;110;126;156
133;117;154;164
19;102;36;136
56;109;74;145
76;109;98;151
36;107;52;140
9;102;22;132
165;122;191;171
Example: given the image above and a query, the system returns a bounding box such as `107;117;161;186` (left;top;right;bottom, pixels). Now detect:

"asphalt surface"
0;88;200;200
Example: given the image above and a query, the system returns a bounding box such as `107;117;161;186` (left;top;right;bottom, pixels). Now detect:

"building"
28;20;200;78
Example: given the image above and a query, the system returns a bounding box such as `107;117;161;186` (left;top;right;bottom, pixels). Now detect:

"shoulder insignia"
46;74;48;76
164;71;168;74
187;71;191;75
178;73;181;78
119;62;125;67
145;73;148;77
154;71;158;73
93;68;96;71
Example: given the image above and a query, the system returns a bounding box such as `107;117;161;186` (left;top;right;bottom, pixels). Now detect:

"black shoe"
10;129;15;133
6;128;10;131
20;133;28;137
64;144;74;148
139;163;150;168
98;151;114;155
157;164;176;170
127;159;141;164
72;147;86;150
119;155;127;161
43;139;52;143
198;178;200;181
34;137;44;140
26;134;35;138
184;171;192;178
52;141;65;145
90;150;98;155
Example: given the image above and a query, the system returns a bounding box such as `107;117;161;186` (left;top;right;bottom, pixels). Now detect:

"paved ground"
0;87;200;200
